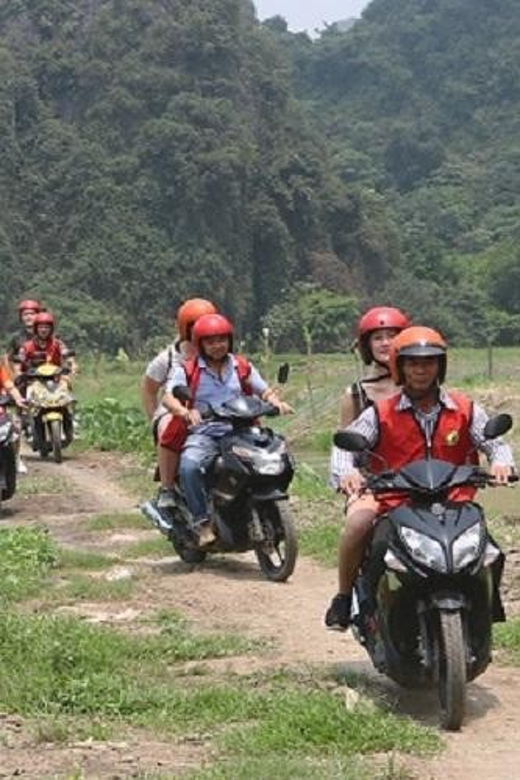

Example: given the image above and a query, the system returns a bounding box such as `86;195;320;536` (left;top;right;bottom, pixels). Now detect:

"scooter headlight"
452;523;483;571
400;526;447;573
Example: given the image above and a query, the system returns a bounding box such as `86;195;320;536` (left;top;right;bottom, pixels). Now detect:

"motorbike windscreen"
396;459;458;492
218;395;265;419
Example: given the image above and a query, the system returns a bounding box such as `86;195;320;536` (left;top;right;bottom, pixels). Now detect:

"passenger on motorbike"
142;298;218;509
326;325;515;631
6;299;42;367
162;313;293;545
328;306;410;628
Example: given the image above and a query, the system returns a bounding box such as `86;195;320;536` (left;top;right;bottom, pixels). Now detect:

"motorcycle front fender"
251;490;288;502
429;593;467;611
42;411;63;423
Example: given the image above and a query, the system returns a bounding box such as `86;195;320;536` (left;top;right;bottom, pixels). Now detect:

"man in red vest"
326;325;515;631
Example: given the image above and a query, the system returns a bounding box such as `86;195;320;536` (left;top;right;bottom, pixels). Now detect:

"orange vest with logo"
372;391;478;509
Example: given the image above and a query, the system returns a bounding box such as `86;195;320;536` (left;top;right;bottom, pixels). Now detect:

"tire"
1;448;17;501
172;541;207;564
437;610;467;731
50;419;62;464
254;502;298;582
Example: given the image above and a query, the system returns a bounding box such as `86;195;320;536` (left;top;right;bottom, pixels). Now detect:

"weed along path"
2;450;520;778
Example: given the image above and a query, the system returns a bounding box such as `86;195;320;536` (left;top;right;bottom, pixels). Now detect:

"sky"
254;0;370;34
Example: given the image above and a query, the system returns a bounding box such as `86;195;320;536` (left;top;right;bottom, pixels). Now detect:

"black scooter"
142;391;298;582
334;413;516;731
0;395;18;509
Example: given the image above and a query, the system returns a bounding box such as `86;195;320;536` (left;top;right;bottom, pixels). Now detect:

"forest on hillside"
1;0;520;352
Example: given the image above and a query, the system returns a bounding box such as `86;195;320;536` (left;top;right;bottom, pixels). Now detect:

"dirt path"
3;451;520;779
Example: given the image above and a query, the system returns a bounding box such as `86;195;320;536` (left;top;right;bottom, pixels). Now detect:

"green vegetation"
0;527;56;603
494;618;520;665
85;511;149;532
17;475;68;496
57;548;117;570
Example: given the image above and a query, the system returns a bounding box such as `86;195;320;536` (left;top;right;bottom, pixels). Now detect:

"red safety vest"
372;391;479;509
22;337;63;370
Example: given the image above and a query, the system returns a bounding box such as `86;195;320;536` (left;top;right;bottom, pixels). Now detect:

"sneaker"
17;458;28;475
197;520;216;546
325;593;352;631
157;488;177;509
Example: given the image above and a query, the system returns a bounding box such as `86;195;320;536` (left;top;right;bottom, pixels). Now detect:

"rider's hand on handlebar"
489;463;514;485
339;469;366;496
273;400;294;415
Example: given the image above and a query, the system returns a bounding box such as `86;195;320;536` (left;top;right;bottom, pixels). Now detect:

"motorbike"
25;364;75;463
0;395;17;508
142;391;298;582
334;413;516;731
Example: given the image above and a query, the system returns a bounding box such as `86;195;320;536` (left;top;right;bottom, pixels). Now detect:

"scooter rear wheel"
437;609;466;730
254;501;298;582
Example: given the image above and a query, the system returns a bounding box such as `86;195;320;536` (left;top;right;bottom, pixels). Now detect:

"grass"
190;754;415;780
17;474;68;496
0;527;56;603
57;548;117;570
58;574;136;602
494;618;520;665
85;511;150;532
121;536;173;558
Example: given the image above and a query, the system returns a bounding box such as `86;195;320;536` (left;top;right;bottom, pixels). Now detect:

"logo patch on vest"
445;429;460;446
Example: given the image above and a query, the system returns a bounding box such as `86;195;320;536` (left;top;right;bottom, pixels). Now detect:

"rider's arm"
330;405;380;492
471;402;516;482
141;375;162;420
339;387;358;427
248;364;293;414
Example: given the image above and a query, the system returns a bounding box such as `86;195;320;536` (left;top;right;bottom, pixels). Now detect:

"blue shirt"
167;354;268;437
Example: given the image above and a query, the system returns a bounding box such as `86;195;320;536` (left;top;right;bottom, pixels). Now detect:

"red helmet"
192;314;233;352
389;326;448;385
176;298;217;341
18;299;42;316
357;306;410;365
33;311;55;334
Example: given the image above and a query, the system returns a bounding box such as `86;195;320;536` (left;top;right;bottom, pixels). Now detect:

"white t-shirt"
145;341;186;420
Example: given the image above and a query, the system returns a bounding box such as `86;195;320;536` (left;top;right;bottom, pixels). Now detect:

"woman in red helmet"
327;306;410;630
161;313;293;545
141;298;218;507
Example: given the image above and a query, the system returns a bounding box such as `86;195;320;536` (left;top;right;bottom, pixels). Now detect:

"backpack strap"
234;354;252;395
350;380;370;419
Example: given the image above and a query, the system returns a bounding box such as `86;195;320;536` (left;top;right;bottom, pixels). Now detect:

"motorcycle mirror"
277;363;290;385
483;413;512;440
333;431;369;452
173;385;192;403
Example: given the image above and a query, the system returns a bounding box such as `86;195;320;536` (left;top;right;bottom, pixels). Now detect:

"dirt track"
2;450;520;779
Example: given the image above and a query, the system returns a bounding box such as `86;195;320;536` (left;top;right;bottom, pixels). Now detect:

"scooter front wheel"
50;419;63;464
172;542;207;564
436;609;467;731
254;501;298;582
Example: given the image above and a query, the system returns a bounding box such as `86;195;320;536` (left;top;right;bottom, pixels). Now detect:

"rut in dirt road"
5;451;520;780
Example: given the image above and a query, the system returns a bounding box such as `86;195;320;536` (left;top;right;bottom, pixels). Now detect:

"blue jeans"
179;433;221;524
